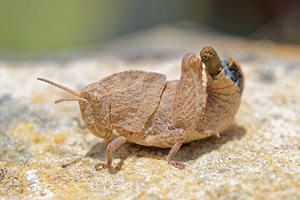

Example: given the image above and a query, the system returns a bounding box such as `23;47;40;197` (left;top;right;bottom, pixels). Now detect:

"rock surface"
0;23;299;199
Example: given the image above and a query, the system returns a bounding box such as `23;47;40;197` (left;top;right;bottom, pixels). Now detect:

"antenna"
37;77;87;104
55;98;87;104
37;77;80;97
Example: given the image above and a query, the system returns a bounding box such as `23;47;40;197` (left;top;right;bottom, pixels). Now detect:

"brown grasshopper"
38;47;244;169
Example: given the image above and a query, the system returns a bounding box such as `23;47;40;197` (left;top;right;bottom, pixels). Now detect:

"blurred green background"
0;0;299;56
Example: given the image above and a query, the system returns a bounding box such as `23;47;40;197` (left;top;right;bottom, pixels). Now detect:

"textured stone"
0;23;299;199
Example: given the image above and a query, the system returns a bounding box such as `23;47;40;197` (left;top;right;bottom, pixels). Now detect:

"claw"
95;162;110;170
204;130;220;137
168;160;185;169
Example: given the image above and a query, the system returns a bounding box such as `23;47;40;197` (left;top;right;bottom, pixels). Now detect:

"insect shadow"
178;123;246;162
85;123;246;173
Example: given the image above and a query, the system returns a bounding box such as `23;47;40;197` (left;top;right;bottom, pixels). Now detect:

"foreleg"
95;136;127;170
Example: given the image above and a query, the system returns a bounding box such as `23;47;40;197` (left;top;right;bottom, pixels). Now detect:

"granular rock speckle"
0;23;299;199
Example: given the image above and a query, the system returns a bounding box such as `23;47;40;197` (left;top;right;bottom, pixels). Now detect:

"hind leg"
167;132;186;169
172;53;205;130
148;129;187;169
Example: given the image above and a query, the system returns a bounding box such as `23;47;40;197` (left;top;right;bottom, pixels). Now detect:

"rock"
0;23;299;199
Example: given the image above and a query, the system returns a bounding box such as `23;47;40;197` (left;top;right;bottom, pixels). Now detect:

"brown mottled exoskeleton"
38;47;244;169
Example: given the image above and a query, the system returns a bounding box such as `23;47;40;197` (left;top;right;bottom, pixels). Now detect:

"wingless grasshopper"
38;47;244;169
